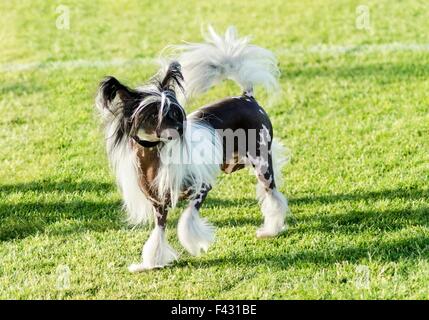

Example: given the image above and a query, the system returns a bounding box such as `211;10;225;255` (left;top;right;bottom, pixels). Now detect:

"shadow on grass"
0;180;115;194
296;207;429;235
0;180;122;241
0;200;123;241
291;187;428;206
1;180;427;249
174;234;429;270
208;186;428;229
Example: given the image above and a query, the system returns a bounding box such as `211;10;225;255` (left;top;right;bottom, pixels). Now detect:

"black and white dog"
95;26;289;271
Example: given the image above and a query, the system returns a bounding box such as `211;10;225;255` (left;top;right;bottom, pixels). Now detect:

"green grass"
1;0;429;299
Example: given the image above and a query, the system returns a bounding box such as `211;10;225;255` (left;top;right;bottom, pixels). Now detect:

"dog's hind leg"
178;184;216;256
128;205;178;272
250;149;289;238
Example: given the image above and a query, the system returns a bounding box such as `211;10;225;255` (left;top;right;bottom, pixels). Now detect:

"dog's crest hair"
133;62;185;133
96;62;185;143
172;25;280;99
160;61;184;91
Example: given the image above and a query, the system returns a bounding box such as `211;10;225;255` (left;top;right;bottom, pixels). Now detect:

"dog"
95;26;289;272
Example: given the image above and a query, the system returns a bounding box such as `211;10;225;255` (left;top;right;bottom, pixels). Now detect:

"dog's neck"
132;140;162;203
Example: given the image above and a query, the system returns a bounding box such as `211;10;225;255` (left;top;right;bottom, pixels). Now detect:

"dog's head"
96;62;186;146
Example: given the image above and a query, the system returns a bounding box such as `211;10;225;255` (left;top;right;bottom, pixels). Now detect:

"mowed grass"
0;0;428;299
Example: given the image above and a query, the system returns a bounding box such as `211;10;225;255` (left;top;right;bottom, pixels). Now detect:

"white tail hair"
173;26;280;99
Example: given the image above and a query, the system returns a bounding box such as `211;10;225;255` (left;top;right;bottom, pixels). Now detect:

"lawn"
0;0;428;299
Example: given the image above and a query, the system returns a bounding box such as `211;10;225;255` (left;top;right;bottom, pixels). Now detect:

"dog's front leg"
128;205;178;272
178;184;216;256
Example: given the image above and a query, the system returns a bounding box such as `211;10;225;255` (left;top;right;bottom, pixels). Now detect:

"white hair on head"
132;82;185;130
159;91;168;123
132;84;165;121
132;85;161;119
171;25;280;100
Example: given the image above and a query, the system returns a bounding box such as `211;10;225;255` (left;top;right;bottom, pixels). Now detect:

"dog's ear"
160;61;184;92
96;76;134;113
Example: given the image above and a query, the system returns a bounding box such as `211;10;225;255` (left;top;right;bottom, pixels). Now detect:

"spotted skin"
192;184;212;210
154;204;168;228
185;93;278;213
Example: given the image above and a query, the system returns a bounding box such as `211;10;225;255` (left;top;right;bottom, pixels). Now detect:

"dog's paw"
128;263;162;273
128;263;147;273
128;262;168;273
256;225;287;239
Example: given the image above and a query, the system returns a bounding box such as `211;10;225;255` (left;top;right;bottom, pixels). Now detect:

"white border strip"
1;43;429;73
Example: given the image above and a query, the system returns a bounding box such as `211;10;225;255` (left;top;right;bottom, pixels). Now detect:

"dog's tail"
173;26;279;99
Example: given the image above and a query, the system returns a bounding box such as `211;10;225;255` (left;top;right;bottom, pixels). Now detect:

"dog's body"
96;27;289;271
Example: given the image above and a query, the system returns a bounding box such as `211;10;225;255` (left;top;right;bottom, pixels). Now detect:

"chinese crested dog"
95;26;289;271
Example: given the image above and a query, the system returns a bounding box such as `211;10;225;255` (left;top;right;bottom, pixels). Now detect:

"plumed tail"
172;26;280;99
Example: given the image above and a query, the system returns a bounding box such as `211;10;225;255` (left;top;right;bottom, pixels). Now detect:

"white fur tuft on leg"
128;226;178;272
256;188;289;238
178;206;215;256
